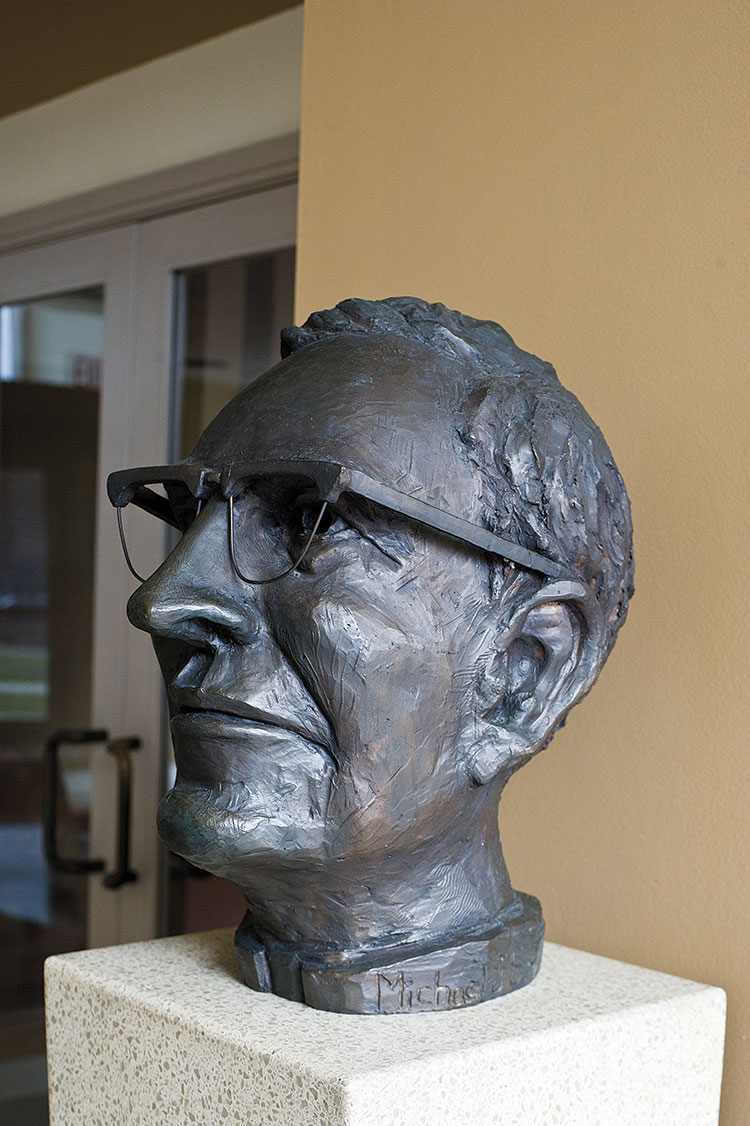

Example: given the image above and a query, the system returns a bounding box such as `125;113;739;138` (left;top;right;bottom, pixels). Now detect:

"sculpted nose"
126;503;260;648
127;586;259;647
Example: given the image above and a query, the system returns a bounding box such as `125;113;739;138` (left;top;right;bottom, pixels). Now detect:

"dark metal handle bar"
44;728;141;887
44;729;108;875
102;737;141;888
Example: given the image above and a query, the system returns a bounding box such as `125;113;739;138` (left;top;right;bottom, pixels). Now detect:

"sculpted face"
128;335;498;888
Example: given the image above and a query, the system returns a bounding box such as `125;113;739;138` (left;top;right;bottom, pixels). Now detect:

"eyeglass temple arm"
333;469;570;581
125;485;180;529
221;462;569;580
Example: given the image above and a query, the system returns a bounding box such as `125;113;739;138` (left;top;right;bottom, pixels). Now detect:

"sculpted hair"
281;297;634;658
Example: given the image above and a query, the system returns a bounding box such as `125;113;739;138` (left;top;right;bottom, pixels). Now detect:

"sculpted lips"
170;683;332;746
169;702;335;784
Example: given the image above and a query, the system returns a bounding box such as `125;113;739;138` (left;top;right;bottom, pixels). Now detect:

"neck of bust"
237;789;515;959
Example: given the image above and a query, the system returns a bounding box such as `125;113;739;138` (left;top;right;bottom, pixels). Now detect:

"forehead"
190;333;483;511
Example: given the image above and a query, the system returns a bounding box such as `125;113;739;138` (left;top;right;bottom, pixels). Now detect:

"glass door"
0;286;104;979
0;228;143;1125
0;183;297;1123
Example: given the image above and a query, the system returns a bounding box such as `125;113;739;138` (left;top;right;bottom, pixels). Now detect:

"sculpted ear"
468;580;605;785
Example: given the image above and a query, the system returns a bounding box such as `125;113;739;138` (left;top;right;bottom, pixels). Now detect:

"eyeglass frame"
106;458;573;584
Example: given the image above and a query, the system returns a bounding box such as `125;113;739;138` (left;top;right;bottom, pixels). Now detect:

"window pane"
174;247;295;459
0;288;103;1072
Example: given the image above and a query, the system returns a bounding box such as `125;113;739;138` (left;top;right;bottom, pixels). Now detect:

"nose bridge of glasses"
218;459;348;503
173;487;305;594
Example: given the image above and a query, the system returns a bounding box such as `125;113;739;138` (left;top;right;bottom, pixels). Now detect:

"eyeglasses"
107;458;571;585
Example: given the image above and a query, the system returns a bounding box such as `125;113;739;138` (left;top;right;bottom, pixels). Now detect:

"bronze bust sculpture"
108;298;633;1014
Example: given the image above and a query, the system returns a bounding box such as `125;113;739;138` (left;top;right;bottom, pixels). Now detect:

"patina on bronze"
108;298;634;1015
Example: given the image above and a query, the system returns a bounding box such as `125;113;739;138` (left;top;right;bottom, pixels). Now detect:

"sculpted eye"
290;495;345;540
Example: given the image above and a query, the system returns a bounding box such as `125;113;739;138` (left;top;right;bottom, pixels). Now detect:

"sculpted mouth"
169;697;333;755
168;702;337;785
168;705;337;785
177;704;282;724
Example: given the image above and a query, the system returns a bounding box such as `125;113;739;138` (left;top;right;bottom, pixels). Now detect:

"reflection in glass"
0;468;48;720
0;288;103;1122
173;247;295;458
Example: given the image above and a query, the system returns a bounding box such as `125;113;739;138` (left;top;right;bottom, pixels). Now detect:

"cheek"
277;591;470;850
279;587;455;741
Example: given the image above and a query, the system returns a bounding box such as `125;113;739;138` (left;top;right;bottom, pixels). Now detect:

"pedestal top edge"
44;931;726;1084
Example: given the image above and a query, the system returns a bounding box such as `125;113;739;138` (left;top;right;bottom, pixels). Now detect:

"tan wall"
296;1;749;1120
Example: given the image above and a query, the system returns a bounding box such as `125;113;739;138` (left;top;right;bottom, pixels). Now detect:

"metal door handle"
44;728;141;888
44;729;108;875
102;737;140;888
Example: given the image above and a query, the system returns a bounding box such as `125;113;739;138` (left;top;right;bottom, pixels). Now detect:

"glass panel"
165;248;294;935
0;288;103;1125
175;247;295;458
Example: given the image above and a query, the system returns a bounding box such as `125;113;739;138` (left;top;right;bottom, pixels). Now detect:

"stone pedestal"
45;929;725;1125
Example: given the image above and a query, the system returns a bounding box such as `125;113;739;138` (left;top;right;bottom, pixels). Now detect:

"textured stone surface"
46;929;725;1125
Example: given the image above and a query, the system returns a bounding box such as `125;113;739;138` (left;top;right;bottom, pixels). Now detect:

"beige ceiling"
0;0;297;118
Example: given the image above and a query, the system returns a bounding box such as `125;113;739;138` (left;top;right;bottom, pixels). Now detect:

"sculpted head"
109;298;633;1012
